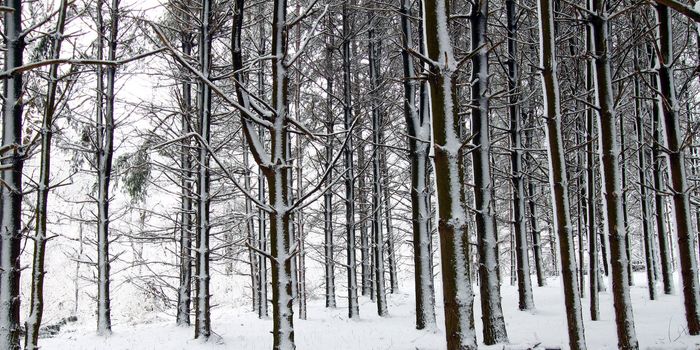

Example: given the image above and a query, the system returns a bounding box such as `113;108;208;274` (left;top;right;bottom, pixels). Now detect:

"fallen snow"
43;272;700;349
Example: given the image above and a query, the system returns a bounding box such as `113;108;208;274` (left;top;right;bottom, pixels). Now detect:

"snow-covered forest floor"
43;272;700;349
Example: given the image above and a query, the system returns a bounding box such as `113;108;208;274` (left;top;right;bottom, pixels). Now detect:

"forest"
0;0;700;348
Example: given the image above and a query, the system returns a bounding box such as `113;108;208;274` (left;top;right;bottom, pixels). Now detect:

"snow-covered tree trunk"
95;0;120;335
268;0;295;345
537;0;587;347
194;0;212;338
524;53;546;288
323;14;336;308
619;112;632;287
586;82;599;320
590;1;639;347
239;15;260;310
469;0;508;343
293;15;306;318
525;119;546;287
506;0;534;311
655;3;700;335
582;14;600;318
358;137;371;298
24;1;68;348
423;0;477;348
258;176;269;319
528;179;546;287
176;12;194;326
633;42;656;300
243;136;259;313
648;42;675;296
576;141;586;299
400;0;436;330
368;16;388;316
342;1;359;319
256;3;269;317
0;0;24;346
233;0;296;346
381;149;398;294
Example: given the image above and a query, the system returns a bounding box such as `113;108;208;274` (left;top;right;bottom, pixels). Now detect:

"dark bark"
401;0;436;329
470;0;508;344
176;8;194;325
24;1;68;348
194;0;212;338
538;0;587;347
633;42;656;300
342;1;359;318
323;13;336;309
368;14;388;317
424;0;477;348
655;4;700;335
590;1;639;347
507;0;534;311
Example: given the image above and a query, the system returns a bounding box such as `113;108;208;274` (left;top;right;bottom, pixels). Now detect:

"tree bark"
648;42;675;296
23;1;68;348
401;0;436;329
537;0;587;347
507;0;534;311
95;0;120;335
233;0;296;347
0;0;24;345
368;14;388;317
633;42;656;301
342;1;359;318
176;6;194;325
655;3;700;335
470;0;508;343
193;0;212;339
590;1;639;347
423;0;477;348
323;13;336;308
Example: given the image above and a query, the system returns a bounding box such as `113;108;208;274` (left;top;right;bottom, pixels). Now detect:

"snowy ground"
44;273;700;349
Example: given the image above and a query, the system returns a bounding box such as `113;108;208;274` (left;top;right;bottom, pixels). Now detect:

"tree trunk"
525;123;546;287
528;180;546;287
586;77;600;321
633;42;656;301
400;0;436;329
368;15;388;317
342;1;359;319
382;148;398;294
358;138;371;299
423;0;477;348
576;119;587;299
0;0;24;346
256;1;269;319
655;3;700;335
507;0;534;311
95;0;119;335
537;0;587;347
470;0;508;343
620;110;632;287
293;13;306;318
323;13;336;308
194;0;212;338
176;14;194;326
590;2;639;347
24;1;68;348
243;136;259;313
648;42;675;296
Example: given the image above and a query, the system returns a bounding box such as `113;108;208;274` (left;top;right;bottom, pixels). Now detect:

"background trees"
0;0;700;349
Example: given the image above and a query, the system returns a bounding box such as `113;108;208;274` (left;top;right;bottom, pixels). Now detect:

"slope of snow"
43;272;700;349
